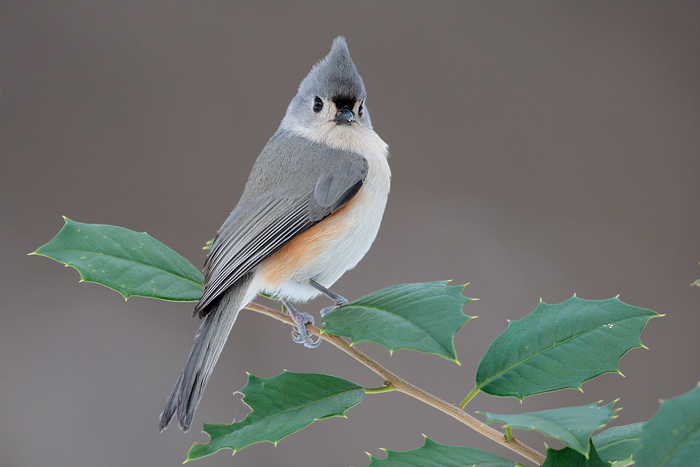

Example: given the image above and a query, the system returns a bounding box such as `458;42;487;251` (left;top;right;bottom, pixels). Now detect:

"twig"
245;301;547;466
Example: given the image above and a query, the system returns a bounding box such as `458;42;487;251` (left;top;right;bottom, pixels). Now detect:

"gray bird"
160;36;390;432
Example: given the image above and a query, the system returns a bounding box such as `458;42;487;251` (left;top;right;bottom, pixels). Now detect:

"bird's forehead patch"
332;95;357;110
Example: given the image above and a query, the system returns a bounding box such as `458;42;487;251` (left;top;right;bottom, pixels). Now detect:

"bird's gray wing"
195;150;368;317
308;163;366;220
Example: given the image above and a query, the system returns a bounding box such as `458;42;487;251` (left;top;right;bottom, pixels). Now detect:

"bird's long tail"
159;273;254;432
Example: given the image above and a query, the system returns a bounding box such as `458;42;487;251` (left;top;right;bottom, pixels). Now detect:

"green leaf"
692;279;700;287
366;436;517;467
186;371;364;461
321;281;474;362
634;383;700;467
481;401;618;457
32;218;204;301
592;423;643;464
542;441;610;467
473;296;659;400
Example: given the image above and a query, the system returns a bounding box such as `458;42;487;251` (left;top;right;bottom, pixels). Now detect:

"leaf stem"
364;384;395;394
459;386;480;409
245;301;547;466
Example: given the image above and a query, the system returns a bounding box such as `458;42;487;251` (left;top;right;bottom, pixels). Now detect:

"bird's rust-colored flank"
258;195;359;286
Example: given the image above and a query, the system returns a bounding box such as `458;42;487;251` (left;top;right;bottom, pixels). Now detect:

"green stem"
505;426;514;441
459;386;480;409
364;384;395;394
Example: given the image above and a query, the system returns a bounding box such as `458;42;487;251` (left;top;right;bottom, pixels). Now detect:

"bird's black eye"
358;101;364;117
313;97;323;113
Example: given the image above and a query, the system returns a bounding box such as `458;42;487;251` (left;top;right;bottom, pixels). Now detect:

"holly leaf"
31;218;203;301
542;441;610;467
473;296;660;400
634;383;700;467
322;281;474;362
592;423;643;465
186;371;364;461
481;401;618;457
366;436;517;467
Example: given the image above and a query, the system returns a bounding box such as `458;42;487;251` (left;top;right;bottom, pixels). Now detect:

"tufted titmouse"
159;37;390;432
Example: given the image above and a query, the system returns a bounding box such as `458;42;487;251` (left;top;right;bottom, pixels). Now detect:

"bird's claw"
320;298;348;317
290;312;321;348
320;305;337;317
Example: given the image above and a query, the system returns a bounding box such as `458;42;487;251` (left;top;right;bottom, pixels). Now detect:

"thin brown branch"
245;301;547;466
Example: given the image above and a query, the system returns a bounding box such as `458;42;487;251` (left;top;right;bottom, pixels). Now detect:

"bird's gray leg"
280;297;321;349
309;279;349;316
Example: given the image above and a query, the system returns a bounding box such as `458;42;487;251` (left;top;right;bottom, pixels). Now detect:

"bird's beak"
334;108;355;126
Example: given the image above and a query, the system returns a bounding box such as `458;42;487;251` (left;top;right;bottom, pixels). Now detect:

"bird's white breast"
258;122;390;302
315;124;391;282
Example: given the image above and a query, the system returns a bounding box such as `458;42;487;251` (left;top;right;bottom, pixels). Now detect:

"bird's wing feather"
195;143;368;317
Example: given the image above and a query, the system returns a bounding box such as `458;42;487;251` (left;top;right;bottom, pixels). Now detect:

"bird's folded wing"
195;152;368;317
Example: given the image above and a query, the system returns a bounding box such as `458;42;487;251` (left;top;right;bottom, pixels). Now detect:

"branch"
245;301;547;466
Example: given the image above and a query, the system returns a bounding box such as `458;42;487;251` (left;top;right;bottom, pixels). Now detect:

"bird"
159;37;390;432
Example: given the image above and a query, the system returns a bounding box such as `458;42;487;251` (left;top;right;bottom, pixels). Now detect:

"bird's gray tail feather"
159;273;253;432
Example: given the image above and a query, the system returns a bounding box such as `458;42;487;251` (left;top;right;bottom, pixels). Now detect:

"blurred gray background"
2;2;699;466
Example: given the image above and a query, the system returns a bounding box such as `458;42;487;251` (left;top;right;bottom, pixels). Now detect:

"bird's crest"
298;37;366;100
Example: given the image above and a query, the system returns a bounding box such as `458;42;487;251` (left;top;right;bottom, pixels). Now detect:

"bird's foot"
320;297;348;317
308;279;349;317
290;312;321;348
282;298;321;349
